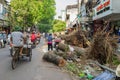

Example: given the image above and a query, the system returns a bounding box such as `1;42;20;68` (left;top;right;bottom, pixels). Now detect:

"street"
0;0;120;79
0;38;74;80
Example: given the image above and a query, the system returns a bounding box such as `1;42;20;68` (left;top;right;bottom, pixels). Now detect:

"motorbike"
0;39;5;48
54;38;61;51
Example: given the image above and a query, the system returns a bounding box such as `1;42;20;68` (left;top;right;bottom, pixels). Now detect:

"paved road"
0;38;75;80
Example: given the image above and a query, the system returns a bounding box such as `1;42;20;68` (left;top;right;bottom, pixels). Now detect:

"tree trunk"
43;52;66;67
73;46;86;57
57;43;69;52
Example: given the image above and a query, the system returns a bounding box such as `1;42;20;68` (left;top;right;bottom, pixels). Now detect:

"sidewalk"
36;38;79;80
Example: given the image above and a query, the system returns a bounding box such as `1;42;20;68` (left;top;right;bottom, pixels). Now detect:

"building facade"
79;0;92;31
93;0;120;35
61;10;66;21
0;0;9;31
65;4;78;28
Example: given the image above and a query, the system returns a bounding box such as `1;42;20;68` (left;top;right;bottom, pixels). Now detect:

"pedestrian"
36;32;41;43
45;33;48;38
47;33;53;51
2;31;7;47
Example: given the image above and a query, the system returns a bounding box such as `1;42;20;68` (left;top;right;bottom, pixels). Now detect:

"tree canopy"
52;19;66;32
37;0;56;32
9;0;56;31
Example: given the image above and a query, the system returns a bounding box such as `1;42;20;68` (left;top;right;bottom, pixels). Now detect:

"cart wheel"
11;57;17;69
10;48;14;57
11;49;19;69
29;48;32;62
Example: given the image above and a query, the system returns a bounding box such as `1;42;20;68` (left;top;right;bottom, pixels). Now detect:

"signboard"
93;0;112;20
93;0;120;20
96;0;110;12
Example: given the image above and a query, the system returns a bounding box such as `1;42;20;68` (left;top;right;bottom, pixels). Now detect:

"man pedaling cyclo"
10;26;24;56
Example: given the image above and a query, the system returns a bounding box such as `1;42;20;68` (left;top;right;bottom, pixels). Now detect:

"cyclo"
11;36;32;69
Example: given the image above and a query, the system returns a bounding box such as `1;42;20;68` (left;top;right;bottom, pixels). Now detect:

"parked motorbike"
54;38;61;51
36;38;41;44
0;39;5;48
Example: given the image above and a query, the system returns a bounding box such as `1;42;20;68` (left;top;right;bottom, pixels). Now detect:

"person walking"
47;33;53;51
2;31;7;47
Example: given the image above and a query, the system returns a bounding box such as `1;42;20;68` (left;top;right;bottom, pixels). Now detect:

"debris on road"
42;26;120;80
60;29;90;48
88;28;118;64
43;52;66;67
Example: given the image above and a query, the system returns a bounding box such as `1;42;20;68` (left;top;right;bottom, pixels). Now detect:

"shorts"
12;44;23;48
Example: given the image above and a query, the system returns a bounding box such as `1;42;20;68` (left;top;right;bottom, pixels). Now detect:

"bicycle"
11;44;32;69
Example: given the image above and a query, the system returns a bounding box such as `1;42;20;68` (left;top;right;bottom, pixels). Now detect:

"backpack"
31;34;36;42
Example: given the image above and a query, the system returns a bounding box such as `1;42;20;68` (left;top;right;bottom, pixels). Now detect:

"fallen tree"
60;29;90;48
73;46;87;58
56;43;87;61
43;52;66;67
57;43;69;52
88;28;118;64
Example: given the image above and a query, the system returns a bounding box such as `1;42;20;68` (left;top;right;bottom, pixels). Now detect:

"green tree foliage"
37;0;56;32
9;0;56;31
52;19;66;32
37;23;51;32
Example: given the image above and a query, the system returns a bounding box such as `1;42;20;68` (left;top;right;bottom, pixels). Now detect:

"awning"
93;13;120;21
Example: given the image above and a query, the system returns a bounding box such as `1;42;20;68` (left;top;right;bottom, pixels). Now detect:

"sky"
55;0;77;19
6;0;10;2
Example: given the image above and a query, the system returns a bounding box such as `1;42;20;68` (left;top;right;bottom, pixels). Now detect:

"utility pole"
77;0;81;26
78;0;81;14
78;0;79;14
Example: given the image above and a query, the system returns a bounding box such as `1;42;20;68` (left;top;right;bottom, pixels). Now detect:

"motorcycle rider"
30;31;37;45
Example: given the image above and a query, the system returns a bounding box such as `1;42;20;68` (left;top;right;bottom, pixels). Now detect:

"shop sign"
96;0;110;15
97;0;110;11
93;0;112;20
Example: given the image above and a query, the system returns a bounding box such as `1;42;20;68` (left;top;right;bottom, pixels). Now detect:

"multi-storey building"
93;0;120;35
65;4;78;28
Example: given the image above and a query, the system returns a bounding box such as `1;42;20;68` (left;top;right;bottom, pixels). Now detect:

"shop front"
93;0;120;34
